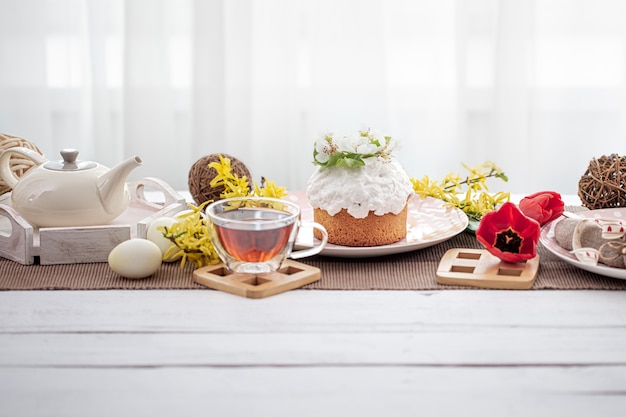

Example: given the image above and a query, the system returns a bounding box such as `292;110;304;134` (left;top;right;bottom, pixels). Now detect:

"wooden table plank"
1;366;625;417
2;328;626;367
2;290;626;332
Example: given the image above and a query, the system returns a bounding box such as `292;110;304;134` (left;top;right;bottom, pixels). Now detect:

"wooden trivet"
436;248;540;290
193;259;321;298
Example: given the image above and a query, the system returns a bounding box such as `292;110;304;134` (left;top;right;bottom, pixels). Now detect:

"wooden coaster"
193;259;321;299
436;248;540;290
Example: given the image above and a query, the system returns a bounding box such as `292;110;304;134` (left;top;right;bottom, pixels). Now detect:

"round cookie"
554;218;579;251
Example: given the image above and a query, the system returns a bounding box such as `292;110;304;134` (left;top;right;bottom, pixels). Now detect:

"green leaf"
335;156;365;168
465;218;480;235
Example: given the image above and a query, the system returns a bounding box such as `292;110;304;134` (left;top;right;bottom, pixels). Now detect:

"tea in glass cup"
206;197;328;274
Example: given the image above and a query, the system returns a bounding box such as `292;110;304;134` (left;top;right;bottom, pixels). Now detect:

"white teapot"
0;147;142;227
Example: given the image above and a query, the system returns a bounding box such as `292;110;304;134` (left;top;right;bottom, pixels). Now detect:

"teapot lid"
44;149;97;171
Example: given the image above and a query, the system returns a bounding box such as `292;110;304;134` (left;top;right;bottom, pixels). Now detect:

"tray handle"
129;177;187;209
0;201;36;264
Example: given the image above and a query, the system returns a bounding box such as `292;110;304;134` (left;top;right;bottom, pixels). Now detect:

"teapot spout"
97;156;143;214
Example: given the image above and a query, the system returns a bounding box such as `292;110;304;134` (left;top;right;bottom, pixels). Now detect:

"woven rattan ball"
188;154;252;205
578;154;626;209
0;133;44;196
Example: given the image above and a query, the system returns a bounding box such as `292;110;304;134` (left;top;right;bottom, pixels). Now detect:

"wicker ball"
0;133;45;196
578;154;626;209
188;154;252;205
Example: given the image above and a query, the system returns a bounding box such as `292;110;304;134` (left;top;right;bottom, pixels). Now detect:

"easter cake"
306;129;414;247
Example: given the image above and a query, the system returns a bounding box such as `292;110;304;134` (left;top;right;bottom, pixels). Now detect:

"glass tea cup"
205;196;328;274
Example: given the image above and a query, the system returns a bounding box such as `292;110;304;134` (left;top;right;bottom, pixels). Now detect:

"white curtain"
1;0;625;196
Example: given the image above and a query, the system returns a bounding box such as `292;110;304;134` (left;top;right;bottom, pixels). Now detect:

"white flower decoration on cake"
313;129;396;168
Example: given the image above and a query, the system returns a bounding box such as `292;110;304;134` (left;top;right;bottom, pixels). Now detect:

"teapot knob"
60;149;79;164
43;149;96;171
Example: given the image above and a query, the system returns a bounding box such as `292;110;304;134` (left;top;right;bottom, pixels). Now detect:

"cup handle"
289;221;328;259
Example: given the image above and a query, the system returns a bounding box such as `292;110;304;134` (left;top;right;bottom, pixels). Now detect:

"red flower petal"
519;191;564;226
476;202;540;263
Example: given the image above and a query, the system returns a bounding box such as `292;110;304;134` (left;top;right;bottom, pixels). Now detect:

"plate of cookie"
540;208;626;280
288;191;468;258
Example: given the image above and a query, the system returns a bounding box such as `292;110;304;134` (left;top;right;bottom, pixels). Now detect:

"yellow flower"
206;154;288;201
410;161;510;230
254;178;288;199
221;176;251;199
162;200;221;268
208;154;237;188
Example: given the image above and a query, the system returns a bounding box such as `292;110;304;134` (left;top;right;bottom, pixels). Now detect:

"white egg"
108;239;163;279
147;216;180;262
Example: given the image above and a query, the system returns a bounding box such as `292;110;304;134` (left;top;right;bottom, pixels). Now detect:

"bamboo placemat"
1;225;625;291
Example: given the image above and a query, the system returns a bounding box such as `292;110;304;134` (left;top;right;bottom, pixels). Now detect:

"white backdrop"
1;0;625;195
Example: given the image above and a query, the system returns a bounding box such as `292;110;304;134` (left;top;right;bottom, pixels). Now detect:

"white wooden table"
2;193;626;416
1;289;626;417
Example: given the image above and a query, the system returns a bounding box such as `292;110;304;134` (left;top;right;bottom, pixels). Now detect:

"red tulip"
518;191;564;226
476;202;541;263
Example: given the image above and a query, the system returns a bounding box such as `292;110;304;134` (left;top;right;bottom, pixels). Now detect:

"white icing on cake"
306;157;414;218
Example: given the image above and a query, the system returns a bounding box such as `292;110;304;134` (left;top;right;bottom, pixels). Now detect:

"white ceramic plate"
287;191;468;258
540;208;626;280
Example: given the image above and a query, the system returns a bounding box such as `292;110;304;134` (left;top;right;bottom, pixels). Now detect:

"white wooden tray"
0;177;187;265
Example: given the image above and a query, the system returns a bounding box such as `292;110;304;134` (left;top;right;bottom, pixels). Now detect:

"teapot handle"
0;147;47;189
